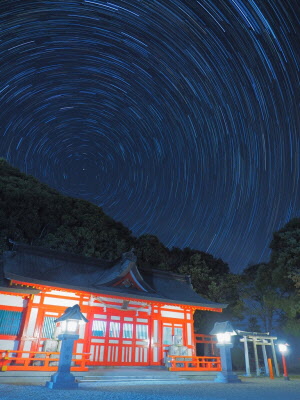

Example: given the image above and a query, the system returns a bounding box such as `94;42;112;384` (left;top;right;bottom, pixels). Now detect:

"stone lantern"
210;321;241;383
46;304;88;389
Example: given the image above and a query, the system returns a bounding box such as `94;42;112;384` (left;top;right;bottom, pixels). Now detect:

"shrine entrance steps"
0;366;218;385
78;366;218;383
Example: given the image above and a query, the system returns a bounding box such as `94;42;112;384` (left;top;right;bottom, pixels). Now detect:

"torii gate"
236;330;280;377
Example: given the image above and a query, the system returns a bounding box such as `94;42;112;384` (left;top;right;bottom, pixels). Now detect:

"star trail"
1;0;300;272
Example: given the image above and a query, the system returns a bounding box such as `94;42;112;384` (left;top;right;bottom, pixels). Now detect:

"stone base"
46;372;78;390
46;381;78;390
214;371;241;383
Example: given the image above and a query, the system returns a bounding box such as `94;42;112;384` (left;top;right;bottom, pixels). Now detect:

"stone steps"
0;368;218;384
80;378;185;383
78;369;218;383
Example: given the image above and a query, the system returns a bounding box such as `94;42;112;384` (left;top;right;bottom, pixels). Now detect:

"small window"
174;327;183;336
136;324;148;340
109;322;120;337
0;310;22;336
123;323;133;338
42;316;56;338
92;320;106;337
163;326;172;345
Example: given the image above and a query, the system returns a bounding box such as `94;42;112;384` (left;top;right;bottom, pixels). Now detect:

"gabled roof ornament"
122;248;137;262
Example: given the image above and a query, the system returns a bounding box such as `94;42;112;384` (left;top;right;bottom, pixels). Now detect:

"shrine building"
0;243;226;369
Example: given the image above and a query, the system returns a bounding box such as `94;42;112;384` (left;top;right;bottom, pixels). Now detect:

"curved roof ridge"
93;258;133;286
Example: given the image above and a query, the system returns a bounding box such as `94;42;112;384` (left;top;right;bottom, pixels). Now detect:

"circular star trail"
1;0;300;272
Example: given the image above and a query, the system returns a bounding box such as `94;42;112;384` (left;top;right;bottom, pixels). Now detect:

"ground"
1;377;300;400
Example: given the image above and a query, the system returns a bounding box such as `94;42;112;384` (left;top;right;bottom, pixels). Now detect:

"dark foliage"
0;158;134;259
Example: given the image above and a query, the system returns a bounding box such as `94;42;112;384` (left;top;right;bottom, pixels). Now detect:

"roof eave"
6;273;227;310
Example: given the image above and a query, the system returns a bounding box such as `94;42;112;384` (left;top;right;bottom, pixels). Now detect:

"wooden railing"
194;334;217;344
167;355;221;372
0;350;90;372
194;334;219;356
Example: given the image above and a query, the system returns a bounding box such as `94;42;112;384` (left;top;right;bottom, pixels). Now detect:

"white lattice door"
88;312;150;366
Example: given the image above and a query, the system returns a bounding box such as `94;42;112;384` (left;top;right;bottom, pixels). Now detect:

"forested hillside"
0;159;238;313
0;159;134;259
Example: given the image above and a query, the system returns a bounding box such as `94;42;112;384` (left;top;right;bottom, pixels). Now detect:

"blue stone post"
46;334;79;389
215;343;241;383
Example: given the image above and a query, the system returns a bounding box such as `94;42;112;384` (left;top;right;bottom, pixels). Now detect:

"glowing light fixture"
55;304;88;335
216;332;232;344
210;321;237;344
278;343;288;354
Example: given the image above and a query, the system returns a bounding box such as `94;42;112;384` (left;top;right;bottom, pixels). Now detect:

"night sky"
1;1;300;273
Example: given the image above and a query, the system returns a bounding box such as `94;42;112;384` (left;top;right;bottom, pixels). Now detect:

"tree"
270;218;300;291
134;234;170;270
268;219;300;336
178;253;242;333
247;317;261;332
240;263;280;332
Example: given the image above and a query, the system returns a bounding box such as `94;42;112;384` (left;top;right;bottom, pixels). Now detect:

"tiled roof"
2;244;227;309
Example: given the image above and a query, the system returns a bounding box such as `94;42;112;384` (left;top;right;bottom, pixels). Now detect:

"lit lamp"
59;317;81;335
46;304;88;390
278;342;290;381
210;321;241;383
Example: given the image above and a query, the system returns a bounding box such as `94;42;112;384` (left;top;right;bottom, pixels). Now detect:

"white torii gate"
236;330;280;377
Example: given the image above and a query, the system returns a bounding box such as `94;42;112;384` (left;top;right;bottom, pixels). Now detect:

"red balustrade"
167;355;221;371
0;349;90;371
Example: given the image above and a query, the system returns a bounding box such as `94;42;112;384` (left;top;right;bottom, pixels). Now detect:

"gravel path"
1;378;300;400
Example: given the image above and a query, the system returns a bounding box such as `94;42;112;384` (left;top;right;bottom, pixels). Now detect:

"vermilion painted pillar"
282;354;289;381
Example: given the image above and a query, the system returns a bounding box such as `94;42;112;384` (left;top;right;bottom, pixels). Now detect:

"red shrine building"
0;244;226;369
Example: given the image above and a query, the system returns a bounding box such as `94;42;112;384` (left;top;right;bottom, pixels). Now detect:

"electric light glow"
216;332;232;344
278;343;288;353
